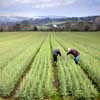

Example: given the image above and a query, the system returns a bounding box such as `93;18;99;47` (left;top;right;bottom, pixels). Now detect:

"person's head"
57;48;60;51
68;48;71;52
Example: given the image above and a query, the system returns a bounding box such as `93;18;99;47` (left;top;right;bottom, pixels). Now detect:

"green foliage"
0;32;100;100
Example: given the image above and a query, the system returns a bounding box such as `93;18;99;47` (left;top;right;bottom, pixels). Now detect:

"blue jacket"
53;49;61;56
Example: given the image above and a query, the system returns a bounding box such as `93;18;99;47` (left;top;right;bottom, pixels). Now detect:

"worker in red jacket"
67;48;80;64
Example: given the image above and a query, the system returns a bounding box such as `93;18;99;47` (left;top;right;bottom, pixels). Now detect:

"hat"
68;48;71;52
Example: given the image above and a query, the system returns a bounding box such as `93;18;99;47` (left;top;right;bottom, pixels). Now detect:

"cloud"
20;0;78;8
0;0;16;7
0;12;34;17
0;0;78;8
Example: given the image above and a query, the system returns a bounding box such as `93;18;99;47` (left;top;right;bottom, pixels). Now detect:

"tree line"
0;17;100;32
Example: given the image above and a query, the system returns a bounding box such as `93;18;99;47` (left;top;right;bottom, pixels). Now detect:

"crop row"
0;35;38;70
55;32;100;91
0;34;45;97
15;36;55;100
51;33;99;99
0;32;100;100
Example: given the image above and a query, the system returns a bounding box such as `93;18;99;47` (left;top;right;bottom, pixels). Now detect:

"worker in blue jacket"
53;48;61;64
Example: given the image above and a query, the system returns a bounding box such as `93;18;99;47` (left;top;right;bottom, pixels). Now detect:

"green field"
0;32;100;100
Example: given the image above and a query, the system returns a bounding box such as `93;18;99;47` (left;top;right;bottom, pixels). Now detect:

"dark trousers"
53;55;57;63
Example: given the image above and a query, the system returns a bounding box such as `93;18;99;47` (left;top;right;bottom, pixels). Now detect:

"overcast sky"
0;0;100;17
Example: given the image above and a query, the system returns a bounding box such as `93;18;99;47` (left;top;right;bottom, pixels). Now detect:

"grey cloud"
0;0;78;8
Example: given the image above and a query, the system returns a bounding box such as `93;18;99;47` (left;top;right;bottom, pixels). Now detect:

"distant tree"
0;28;3;32
65;23;71;31
84;25;89;31
95;17;100;25
20;21;35;31
70;23;79;31
33;26;38;31
89;24;97;31
14;23;21;31
78;22;85;31
95;17;100;31
5;25;9;31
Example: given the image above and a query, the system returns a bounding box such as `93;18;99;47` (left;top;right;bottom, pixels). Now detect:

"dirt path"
49;35;59;90
49;35;63;100
53;64;60;91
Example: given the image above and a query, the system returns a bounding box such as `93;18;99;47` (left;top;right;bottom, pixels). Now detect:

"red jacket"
67;48;80;57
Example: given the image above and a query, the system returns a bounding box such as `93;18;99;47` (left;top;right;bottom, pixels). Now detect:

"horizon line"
0;14;100;18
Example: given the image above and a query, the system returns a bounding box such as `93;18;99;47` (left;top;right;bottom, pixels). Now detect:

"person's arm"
58;51;61;56
67;51;71;55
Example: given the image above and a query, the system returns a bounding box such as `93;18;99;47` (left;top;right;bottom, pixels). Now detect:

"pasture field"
0;32;100;100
